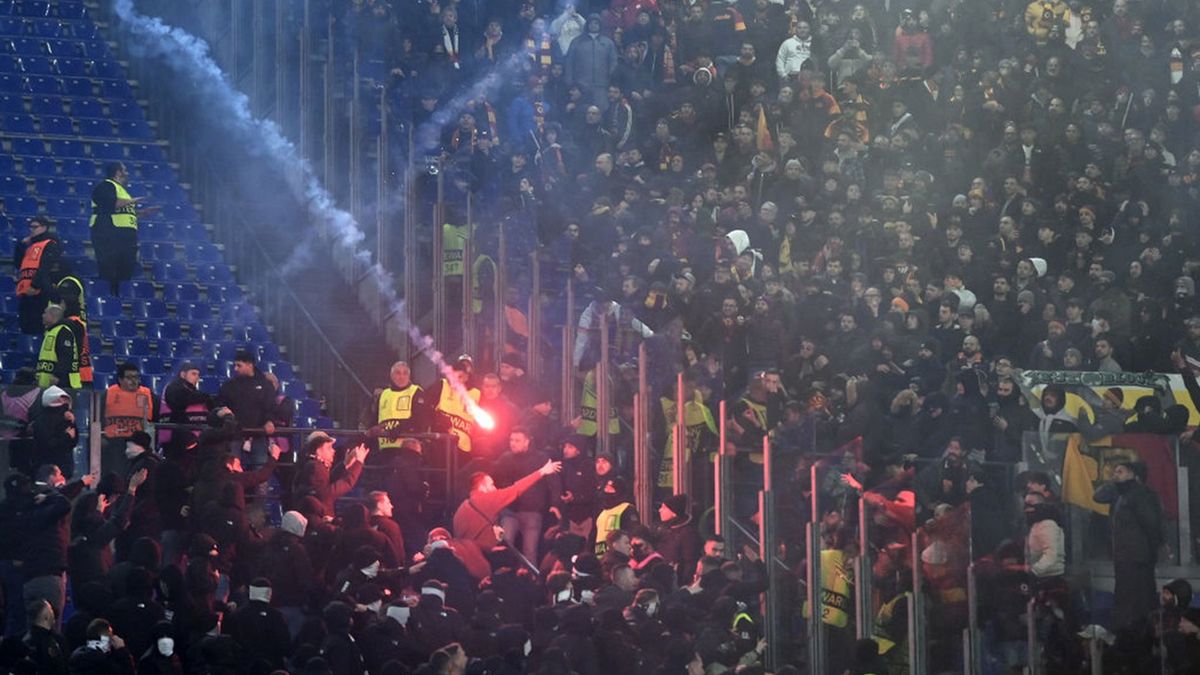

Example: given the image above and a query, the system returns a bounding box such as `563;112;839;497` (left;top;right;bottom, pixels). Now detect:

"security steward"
428;355;482;456
103;362;156;476
90;162;157;295
55;275;92;386
368;360;428;449
14;216;64;334
35;303;81;389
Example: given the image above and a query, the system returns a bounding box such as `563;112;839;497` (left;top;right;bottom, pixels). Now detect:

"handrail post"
322;12;334;193
910;530;926;675
400;125;415;362
1026;597;1039;675
297;0;310;158
493;219;506;370
759;434;781;669
715;400;733;545
377;82;388;269
462;192;475;356
597;310;610;457
673;372;688;496
967;562;981;674
349;47;360;222
856;494;873;640
563;279;576;419
528;249;541;381
634;342;651;520
431;161;444;351
808;463;826;675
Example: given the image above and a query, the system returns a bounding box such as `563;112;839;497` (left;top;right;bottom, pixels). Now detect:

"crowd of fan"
5;0;1200;672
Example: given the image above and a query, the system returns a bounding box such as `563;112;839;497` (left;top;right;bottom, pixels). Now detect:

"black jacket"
21;486;71;579
492;449;560;514
66;644;135;675
1095;479;1164;564
215;370;276;429
258;529;315;609
223;600;291;670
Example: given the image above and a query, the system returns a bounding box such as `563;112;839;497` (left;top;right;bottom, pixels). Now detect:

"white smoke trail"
111;0;490;421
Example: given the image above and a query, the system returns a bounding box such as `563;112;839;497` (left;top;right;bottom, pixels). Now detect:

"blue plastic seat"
34;177;69;196
93;295;122;318
182;302;212;322
3;112;35;132
0;73;27;92
142;299;168;320
19;155;55;175
29;94;63;114
161;283;200;304
70;96;101;117
55;57;86;76
99;78;129;98
155;261;189;282
59;238;85;257
128;143;162;162
17;55;54;74
78;117;113;137
32;22;65;38
49;138;84;156
198;378;219;395
17;3;52;19
0;93;22;112
0;176;27;196
4;196;39;215
214;342;239;362
10;137;42;155
91;59;122;79
140;356;166;376
61;75;91;96
282;380;308;398
45;197;85;216
90;354;116;374
270;361;295;381
25;74;59;93
296;397;321;419
108;319;137;339
115;118;152;139
0;155;13;174
149;320;182;341
108;100;142;120
89;141;124;160
61;158;96;178
171;339;195;358
136;222;172;241
38;113;72;134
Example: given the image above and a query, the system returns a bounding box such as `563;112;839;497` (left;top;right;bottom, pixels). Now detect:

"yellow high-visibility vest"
659;393;717;488
89;179;137;229
378;384;422;449
36;323;81;389
436;379;480;452
579;370;619;436
802;549;851;628
594;502;631;555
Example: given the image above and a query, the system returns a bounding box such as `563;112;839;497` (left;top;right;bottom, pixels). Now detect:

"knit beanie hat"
281;510;308;538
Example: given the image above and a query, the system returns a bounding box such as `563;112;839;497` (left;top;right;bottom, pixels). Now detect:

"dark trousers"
1112;559;1157;630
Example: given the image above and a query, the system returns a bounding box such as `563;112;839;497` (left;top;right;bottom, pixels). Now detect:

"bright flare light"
469;403;496;430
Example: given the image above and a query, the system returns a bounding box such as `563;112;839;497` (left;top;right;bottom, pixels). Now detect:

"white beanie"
281;510;308;538
41;386;70;407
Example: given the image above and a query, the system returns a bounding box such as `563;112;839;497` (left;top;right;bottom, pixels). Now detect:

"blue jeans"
500;510;543;568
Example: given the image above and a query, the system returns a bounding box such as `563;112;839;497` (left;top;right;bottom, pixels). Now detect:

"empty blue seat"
149;320;182;341
90;354;116;374
61;76;91;96
34;177;69;196
4;196;39;215
128;280;155;300
25;75;59;93
182;302;212;321
57;218;87;237
57;5;89;20
0;93;22;112
128;143;162;162
70;96;101;116
136;222;172;242
108;99;142;120
17;55;54;74
270;361;296;381
32;22;66;38
2;113;35;132
55;58;86;76
93;295;122;318
43;39;78;57
296;397;321;419
61;159;96;178
45;198;85;216
21;155;56;175
0;176;26;195
258;343;282;362
195;264;231;284
59;239;85;257
198;378;219;394
17;3;52;18
161;283;200;304
91;59;122;79
10;137;43;154
171;339;195;358
283;380;308;398
49;138;84;156
191;323;224;343
116;118;153;139
0;73;27;92
140;356;166;375
105;319;137;339
38;113;71;134
155;261;188;282
99;78;129;98
29;95;63;114
214;342;239;362
72;256;96;276
206;285;244;304
143;299;168;319
78;117;113;137
90;142;124;160
0;155;13;173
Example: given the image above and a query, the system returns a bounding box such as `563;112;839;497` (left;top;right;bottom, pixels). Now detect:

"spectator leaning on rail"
215;349;278;469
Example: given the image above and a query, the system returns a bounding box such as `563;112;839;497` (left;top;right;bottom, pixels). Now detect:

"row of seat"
0;55;122;77
87;297;249;323
0;320;274;354
1;36;109;58
4;137;166;160
0;19;98;39
0;155;172;180
2;95;145;119
0;113;152;138
0;174;178;198
101;336;281;363
0;2;90;19
96;314;266;341
3;198;194;221
0;72;130;96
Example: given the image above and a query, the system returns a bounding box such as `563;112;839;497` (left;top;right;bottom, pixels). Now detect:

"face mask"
362;562;381;578
367;600;382;613
88;634;112;653
645;601;658;616
580;589;595;604
386;606;411;626
555;589;573;603
524;639;533;656
157;637;175;657
125;445;144;459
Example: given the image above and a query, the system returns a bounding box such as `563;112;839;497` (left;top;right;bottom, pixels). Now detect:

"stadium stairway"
0;0;336;428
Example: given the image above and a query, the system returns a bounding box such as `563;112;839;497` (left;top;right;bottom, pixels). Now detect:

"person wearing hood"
1094;460;1164;633
67;618;135;675
564;13;617;106
135;621;182;675
654;494;701;586
119;431;161;556
259;510;314;638
29;386;78;479
66;470;145;599
330;501;396;574
223;578;290;671
410;580;466;655
991;376;1039;462
317;600;364;675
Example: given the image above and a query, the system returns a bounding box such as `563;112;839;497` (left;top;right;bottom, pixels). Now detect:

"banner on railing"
1019;370;1199;425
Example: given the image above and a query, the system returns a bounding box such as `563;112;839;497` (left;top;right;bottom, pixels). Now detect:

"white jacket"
1026;518;1065;578
776;35;814;79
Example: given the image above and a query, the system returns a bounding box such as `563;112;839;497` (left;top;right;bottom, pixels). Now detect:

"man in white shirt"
775;20;814;81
